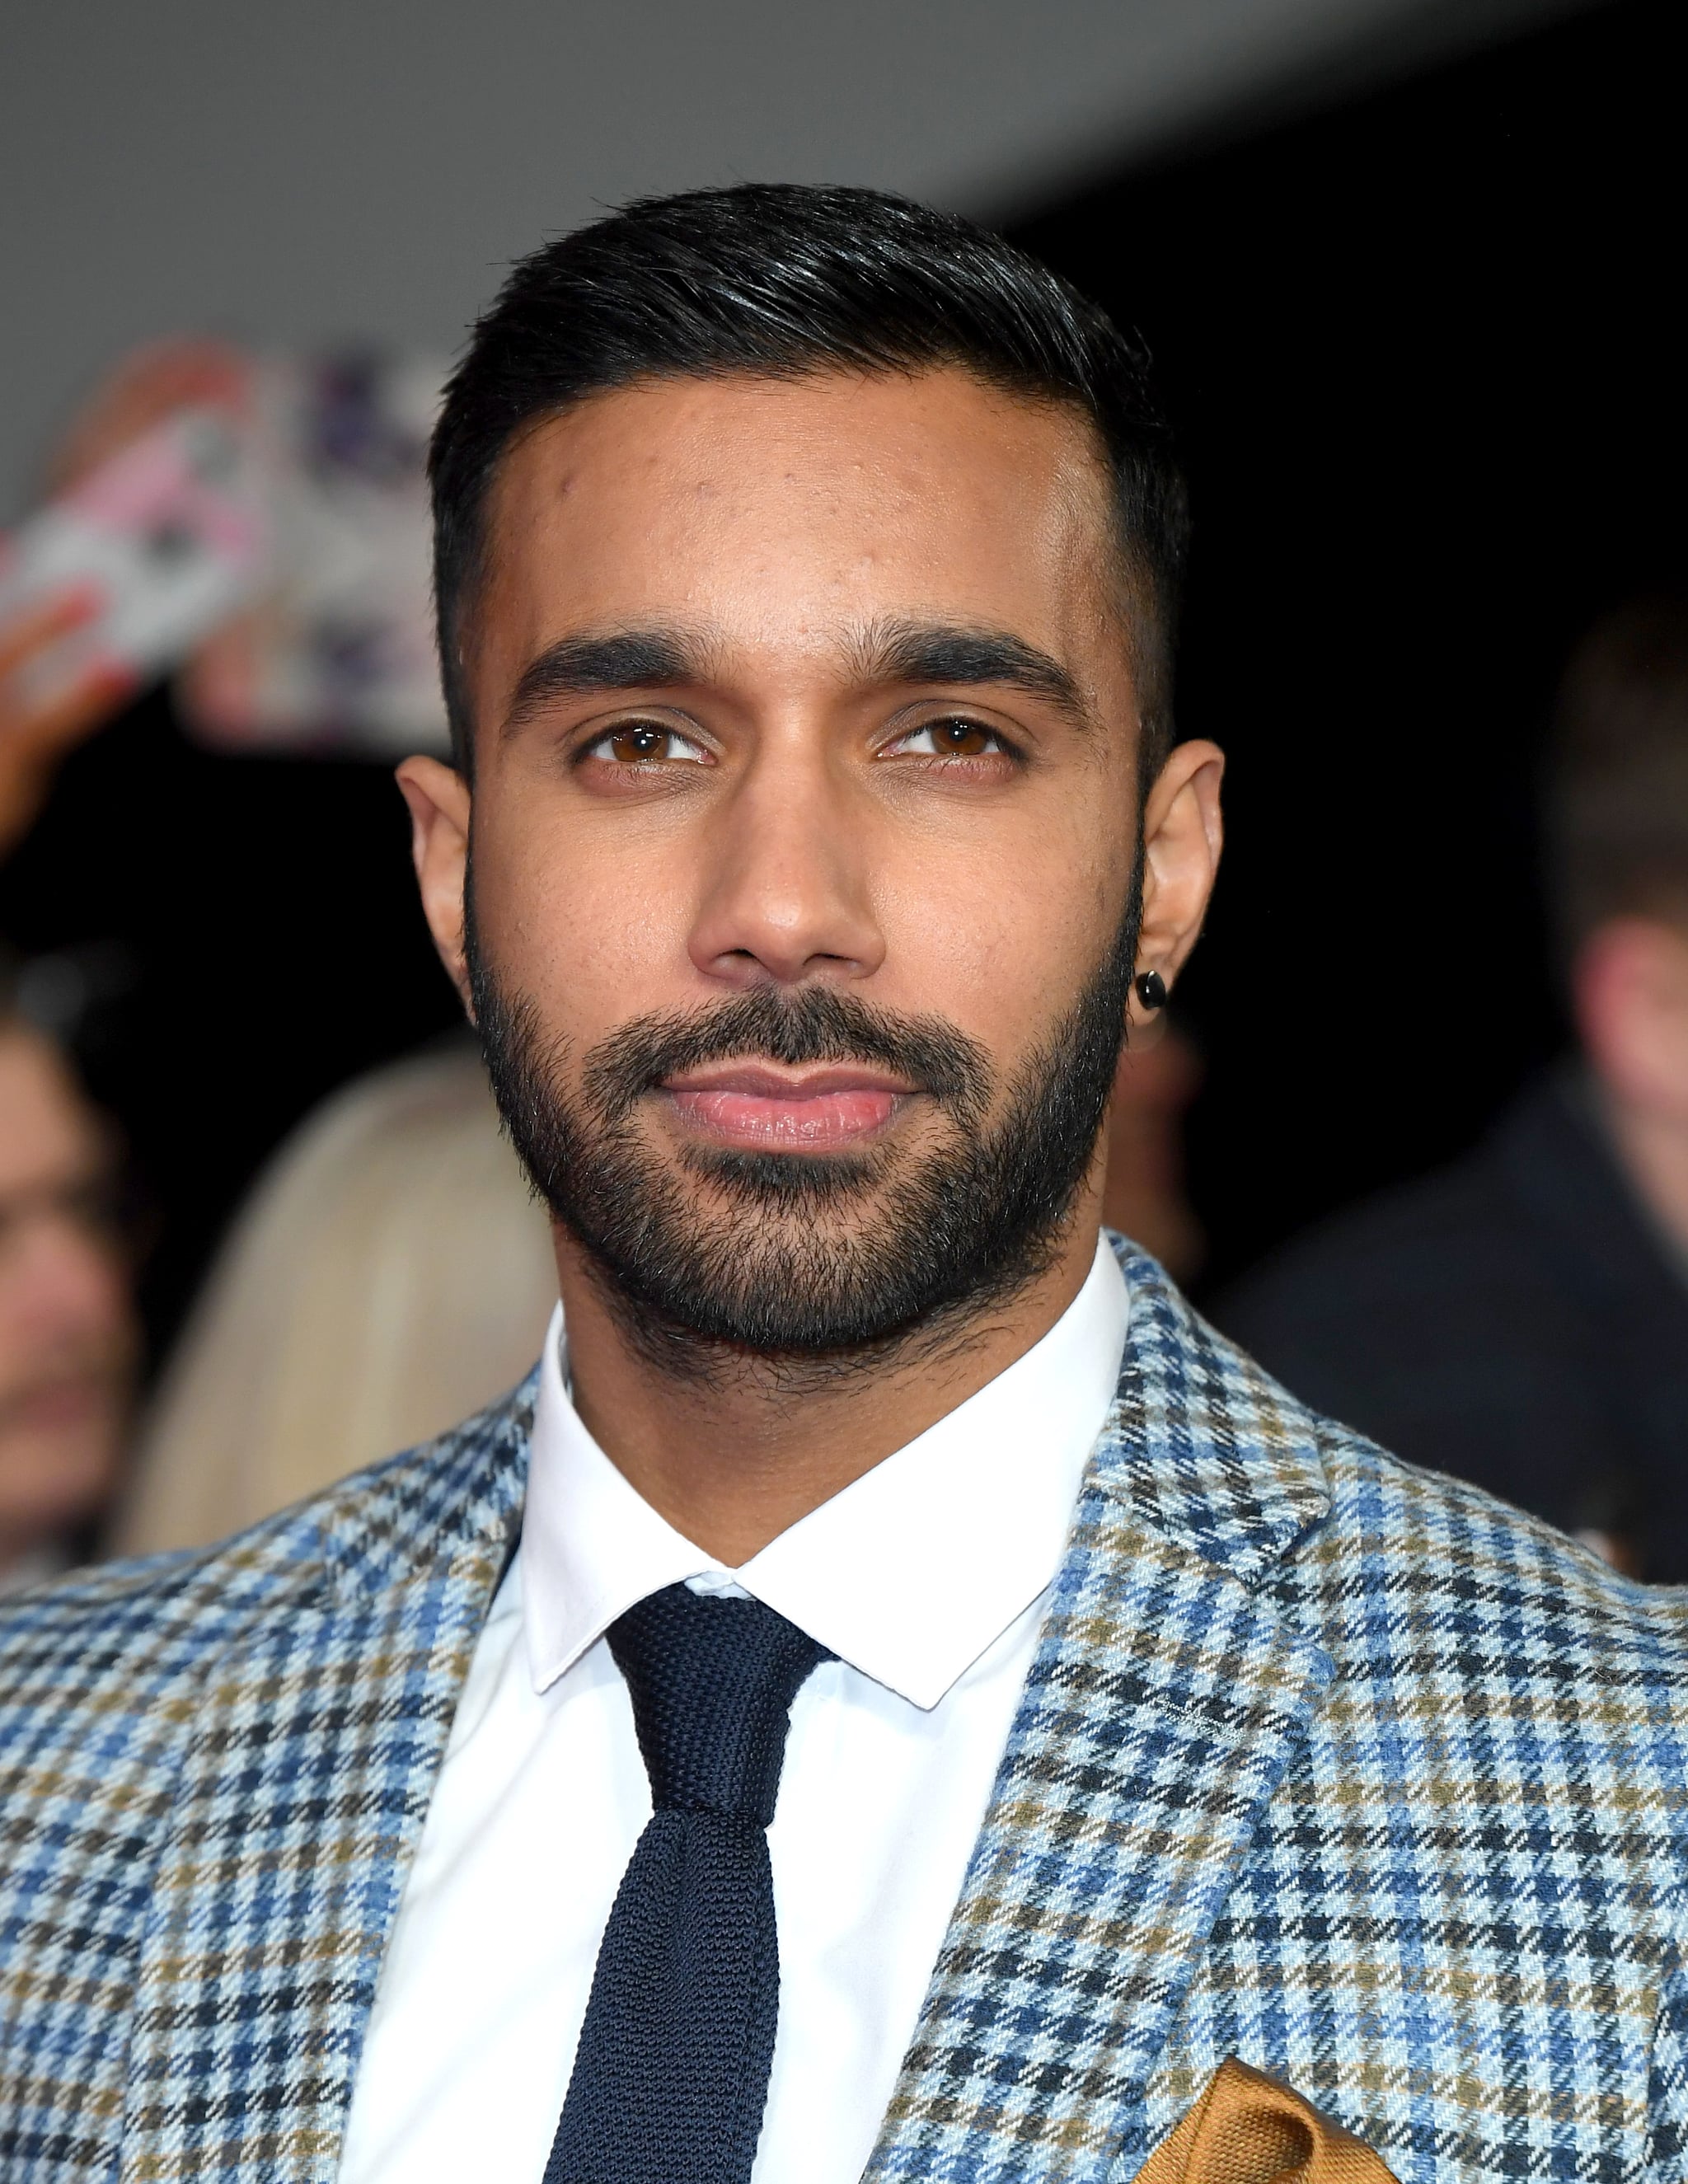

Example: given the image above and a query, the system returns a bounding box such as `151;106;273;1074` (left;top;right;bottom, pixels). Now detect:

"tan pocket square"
1133;2057;1400;2183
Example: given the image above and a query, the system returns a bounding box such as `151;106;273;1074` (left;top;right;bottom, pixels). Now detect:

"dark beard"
467;888;1139;1376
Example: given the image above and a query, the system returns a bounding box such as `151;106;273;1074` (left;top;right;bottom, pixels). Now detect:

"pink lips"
662;1065;910;1150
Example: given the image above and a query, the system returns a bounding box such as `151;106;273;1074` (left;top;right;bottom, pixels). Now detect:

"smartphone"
0;409;266;707
179;354;452;757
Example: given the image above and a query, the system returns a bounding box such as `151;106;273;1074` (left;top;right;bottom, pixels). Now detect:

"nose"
687;739;886;990
2;1203;129;1357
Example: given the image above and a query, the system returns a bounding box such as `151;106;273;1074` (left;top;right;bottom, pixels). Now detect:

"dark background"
1012;0;1685;1288
2;0;1681;1356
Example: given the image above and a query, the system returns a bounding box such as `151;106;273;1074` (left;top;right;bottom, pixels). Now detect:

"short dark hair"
429;182;1188;778
1547;587;1688;954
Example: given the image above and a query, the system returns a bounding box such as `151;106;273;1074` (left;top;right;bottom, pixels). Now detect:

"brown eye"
586;723;707;766
894;717;1004;758
607;725;668;762
930;719;994;757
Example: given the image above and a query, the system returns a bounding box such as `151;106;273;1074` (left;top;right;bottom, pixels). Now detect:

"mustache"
581;984;992;1124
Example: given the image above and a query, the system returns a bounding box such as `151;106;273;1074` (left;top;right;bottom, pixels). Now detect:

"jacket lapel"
868;1245;1335;2184
119;1380;532;2182
115;1249;1331;2181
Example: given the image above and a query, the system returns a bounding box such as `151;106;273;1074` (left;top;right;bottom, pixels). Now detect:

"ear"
1127;738;1225;1042
396;755;475;1015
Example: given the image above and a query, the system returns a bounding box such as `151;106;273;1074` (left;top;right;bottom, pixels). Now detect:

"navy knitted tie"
543;1582;831;2184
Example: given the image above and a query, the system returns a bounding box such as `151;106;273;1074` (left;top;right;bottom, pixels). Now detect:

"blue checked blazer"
7;1237;1688;2182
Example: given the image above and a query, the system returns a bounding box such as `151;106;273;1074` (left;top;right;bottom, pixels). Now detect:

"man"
4;186;1688;2184
0;965;135;1589
1220;591;1688;1578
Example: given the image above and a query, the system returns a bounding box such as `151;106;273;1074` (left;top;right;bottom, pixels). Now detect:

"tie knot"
607;1584;831;1825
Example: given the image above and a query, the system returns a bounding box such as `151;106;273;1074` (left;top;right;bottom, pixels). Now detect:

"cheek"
1654;999;1688;1118
870;823;1126;1052
471;794;699;1042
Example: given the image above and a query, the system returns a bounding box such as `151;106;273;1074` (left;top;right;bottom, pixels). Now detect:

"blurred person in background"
0;957;138;1591
1221;588;1688;1577
111;1037;556;1554
2;471;152;1591
6;341;554;1563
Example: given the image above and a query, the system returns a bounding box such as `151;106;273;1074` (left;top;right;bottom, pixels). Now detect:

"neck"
552;1194;1106;1565
1600;1088;1688;1261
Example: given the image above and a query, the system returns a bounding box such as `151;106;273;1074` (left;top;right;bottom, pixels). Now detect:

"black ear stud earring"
1133;969;1168;1012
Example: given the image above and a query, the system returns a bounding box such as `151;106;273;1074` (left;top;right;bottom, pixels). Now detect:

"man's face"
414;368;1203;1360
0;1029;135;1560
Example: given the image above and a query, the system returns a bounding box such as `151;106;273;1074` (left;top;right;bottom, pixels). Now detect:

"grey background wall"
1;0;1583;519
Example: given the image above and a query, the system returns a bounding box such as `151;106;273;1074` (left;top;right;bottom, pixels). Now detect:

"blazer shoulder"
1294;1394;1688;1679
0;1373;536;1726
1119;1240;1688;1680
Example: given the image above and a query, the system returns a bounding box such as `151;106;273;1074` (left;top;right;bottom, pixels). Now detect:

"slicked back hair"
430;182;1189;781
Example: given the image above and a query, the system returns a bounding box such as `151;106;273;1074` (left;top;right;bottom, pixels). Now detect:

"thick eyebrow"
499;617;1093;737
501;628;709;737
851;617;1093;731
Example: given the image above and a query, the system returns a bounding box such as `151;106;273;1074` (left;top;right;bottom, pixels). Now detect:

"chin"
0;1419;124;1540
680;1144;892;1219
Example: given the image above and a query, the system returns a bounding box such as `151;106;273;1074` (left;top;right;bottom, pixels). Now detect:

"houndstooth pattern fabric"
6;1239;1688;2181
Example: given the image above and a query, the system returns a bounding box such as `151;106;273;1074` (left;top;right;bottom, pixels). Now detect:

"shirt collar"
521;1233;1128;1711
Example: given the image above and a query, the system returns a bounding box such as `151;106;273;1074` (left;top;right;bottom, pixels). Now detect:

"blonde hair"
111;1043;556;1556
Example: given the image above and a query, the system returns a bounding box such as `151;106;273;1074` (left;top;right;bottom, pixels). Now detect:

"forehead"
474;368;1124;680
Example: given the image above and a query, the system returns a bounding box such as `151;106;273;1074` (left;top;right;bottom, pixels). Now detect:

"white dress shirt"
339;1234;1128;2184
